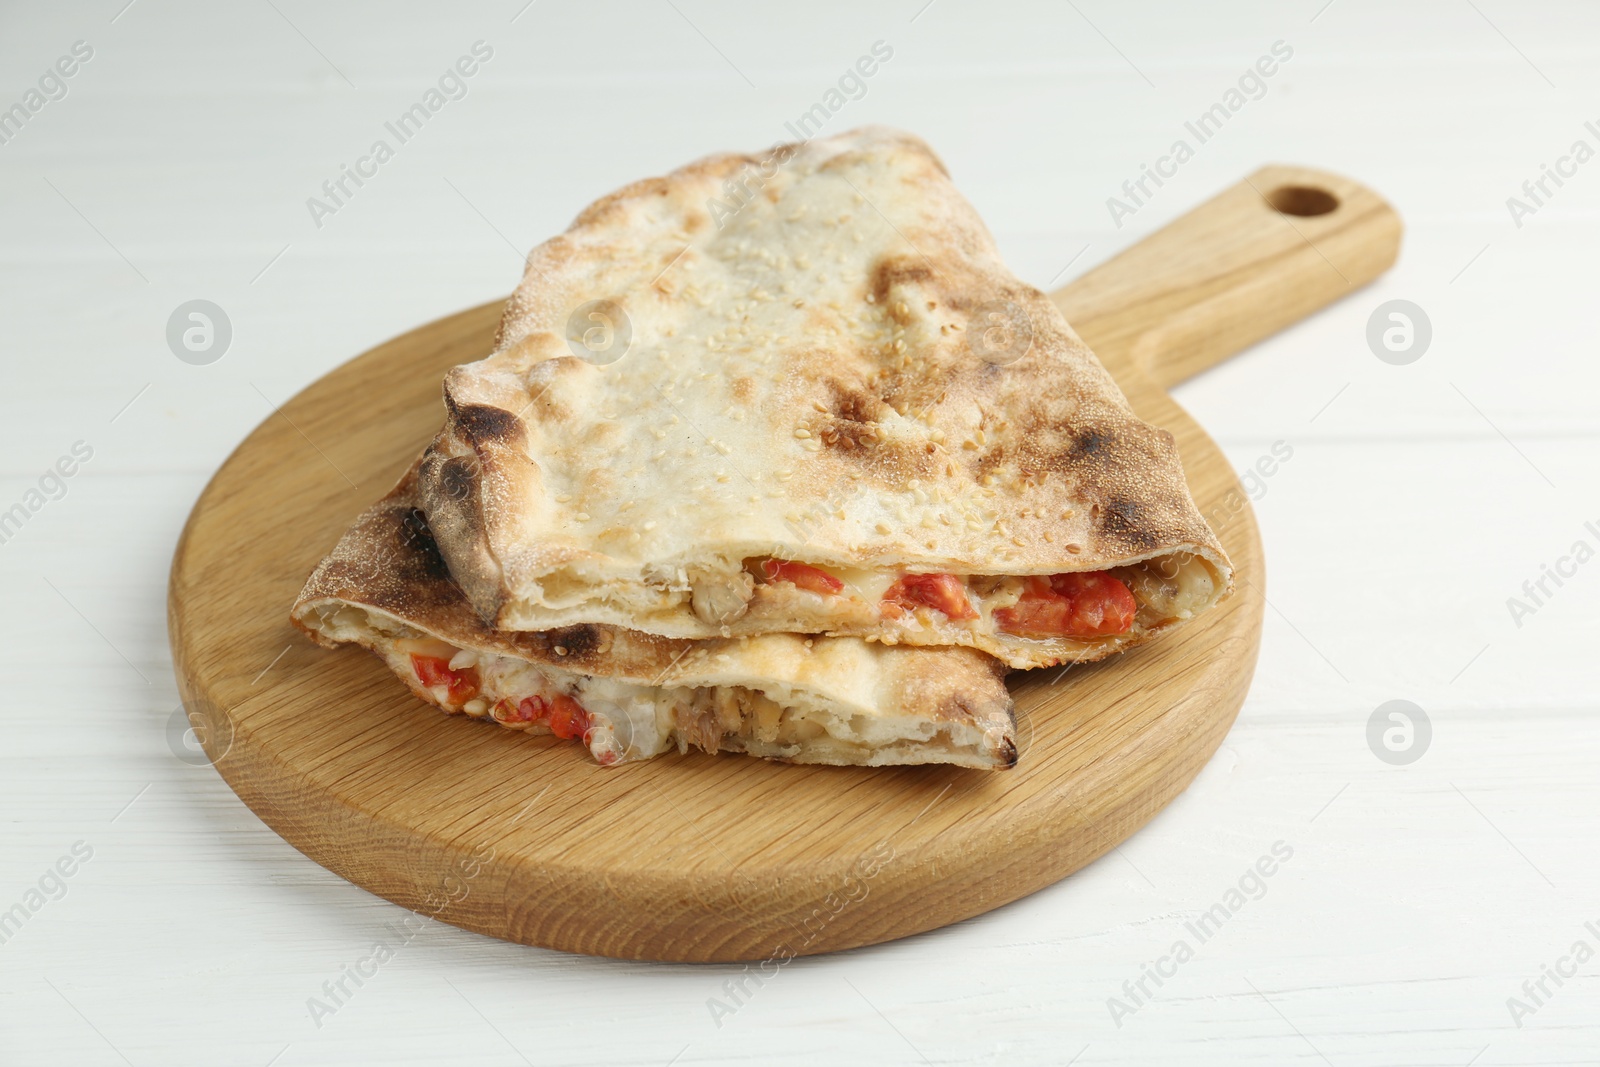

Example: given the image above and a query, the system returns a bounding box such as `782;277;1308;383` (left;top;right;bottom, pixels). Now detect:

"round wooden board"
169;165;1400;962
165;299;1257;963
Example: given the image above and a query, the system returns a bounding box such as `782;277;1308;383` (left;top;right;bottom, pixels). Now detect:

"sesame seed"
794;428;811;438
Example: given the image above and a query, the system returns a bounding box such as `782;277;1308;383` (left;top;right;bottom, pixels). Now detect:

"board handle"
1050;164;1402;388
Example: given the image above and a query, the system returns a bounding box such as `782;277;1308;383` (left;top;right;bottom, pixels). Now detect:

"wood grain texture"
1055;165;1403;388
166;167;1397;963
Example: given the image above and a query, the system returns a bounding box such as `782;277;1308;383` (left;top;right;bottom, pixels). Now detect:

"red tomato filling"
491;693;590;741
491;696;545;724
993;572;1137;638
547;695;591;740
882;572;978;621
410;654;480;704
759;559;844;595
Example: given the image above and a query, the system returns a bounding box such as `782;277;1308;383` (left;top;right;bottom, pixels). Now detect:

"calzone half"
420;126;1231;670
292;472;1017;770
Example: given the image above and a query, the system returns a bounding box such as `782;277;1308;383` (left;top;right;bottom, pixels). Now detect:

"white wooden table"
4;1;1597;1063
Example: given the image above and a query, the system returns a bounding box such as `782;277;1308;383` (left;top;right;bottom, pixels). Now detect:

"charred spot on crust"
417;445;485;548
998;736;1019;768
1069;429;1114;461
339;503;467;618
1095;498;1159;550
870;256;935;305
539;624;608;660
395;507;452;581
435;455;482;508
1044;424;1139;483
453;404;524;448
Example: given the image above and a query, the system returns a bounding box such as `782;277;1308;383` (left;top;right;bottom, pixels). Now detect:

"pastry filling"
726;553;1219;645
347;627;995;768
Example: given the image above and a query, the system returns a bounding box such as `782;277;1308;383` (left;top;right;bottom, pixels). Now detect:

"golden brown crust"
417;125;1231;667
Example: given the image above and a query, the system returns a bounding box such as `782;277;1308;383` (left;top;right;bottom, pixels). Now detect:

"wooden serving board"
168;165;1399;962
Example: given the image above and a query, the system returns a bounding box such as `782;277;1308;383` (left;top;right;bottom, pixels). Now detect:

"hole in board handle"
1266;185;1339;217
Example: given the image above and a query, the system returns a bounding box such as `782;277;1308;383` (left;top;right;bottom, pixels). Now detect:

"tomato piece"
1050;572;1139;634
883;572;978;621
547;695;590;740
759;559;844;595
411;654;452;688
445;671;479;704
410;654;480;704
994;572;1137;638
993;595;1074;637
492;696;545;724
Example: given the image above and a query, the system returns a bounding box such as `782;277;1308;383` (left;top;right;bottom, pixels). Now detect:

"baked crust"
419;125;1232;668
